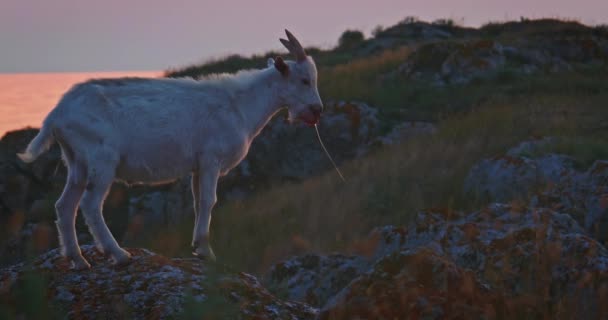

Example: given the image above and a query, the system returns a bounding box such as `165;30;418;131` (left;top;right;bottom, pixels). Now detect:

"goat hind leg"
80;167;131;265
55;162;90;270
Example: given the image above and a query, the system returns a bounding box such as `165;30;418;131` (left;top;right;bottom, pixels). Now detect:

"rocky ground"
359;18;608;86
269;202;608;319
265;141;608;318
0;245;317;319
388;35;608;86
2;194;607;318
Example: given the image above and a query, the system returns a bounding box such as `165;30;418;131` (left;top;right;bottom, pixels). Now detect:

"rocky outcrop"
464;153;576;202
0;129;64;218
534;160;608;243
5;202;607;319
321;246;499;320
464;139;608;243
392;35;608;85
0;245;317;319
397;39;507;85
266;254;368;307
269;204;608;319
373;121;436;146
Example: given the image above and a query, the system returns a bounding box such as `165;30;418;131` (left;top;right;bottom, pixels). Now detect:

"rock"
316;204;608;319
320;247;499;320
266;253;368;307
505;136;557;157
390;35;607;86
393;39;510;85
534;160;608;243
465;139;608;243
0;245;317;319
464;153;576;202
374;121;436;146
440;39;506;84
0;129;64;217
127;178;193;228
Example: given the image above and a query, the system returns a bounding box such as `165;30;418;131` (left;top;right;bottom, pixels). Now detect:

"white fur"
18;47;322;268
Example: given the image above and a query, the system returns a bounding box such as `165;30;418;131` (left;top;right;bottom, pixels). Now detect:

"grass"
0;271;64;319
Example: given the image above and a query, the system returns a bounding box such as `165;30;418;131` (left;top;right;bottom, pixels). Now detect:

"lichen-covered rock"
318;204;608;319
320;247;500;320
268;200;608;318
533;160;608;243
126;177;193;228
0;129;65;218
391;35;608;86
463;153;576;202
266;253;368;307
0;245;317;320
440;39;507;84
374;121;436;146
464;139;608;243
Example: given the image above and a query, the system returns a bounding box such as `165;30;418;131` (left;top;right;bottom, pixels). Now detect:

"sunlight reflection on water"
0;71;159;137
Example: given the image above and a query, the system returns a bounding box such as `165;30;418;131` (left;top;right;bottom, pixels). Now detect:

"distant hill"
166;18;608;124
166;18;607;78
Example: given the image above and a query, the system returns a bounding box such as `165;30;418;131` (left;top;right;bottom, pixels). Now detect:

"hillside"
1;18;608;318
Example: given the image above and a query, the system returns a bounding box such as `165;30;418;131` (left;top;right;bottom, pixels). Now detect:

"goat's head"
270;30;323;126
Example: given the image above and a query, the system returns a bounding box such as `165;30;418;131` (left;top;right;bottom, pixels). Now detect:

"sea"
0;71;159;137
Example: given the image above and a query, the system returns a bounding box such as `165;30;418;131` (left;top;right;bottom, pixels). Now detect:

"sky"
1;0;607;73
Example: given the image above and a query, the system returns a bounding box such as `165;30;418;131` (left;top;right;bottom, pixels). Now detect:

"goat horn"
280;38;295;54
284;29;307;61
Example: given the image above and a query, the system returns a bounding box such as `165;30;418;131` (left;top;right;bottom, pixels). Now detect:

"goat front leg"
191;168;219;261
191;171;200;226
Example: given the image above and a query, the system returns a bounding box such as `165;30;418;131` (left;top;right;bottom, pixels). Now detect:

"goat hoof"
71;256;92;270
111;249;132;266
192;246;216;262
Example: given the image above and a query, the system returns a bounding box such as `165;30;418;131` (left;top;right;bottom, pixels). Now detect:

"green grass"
0;271;65;319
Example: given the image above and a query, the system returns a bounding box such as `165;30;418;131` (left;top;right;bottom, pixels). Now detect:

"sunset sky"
1;0;607;73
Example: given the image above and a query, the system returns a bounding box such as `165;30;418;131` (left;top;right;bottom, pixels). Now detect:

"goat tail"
17;124;55;163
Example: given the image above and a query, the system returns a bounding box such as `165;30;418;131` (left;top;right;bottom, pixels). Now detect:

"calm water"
0;71;159;137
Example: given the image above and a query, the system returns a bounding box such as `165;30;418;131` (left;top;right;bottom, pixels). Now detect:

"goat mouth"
298;112;320;127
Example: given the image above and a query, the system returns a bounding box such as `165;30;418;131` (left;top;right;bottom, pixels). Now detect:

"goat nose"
309;104;322;117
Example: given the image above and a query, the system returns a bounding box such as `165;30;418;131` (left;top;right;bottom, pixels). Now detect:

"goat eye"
301;78;311;86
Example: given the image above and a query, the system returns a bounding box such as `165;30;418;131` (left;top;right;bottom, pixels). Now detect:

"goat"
17;30;323;269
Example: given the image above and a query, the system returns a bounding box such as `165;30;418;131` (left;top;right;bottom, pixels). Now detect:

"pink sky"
1;0;607;73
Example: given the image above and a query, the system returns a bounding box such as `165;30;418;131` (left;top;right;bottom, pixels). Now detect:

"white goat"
17;30;323;269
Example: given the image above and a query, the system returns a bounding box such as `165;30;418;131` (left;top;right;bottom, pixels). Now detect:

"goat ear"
274;56;289;77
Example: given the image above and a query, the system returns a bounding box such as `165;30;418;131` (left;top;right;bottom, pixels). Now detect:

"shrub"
337;30;365;50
